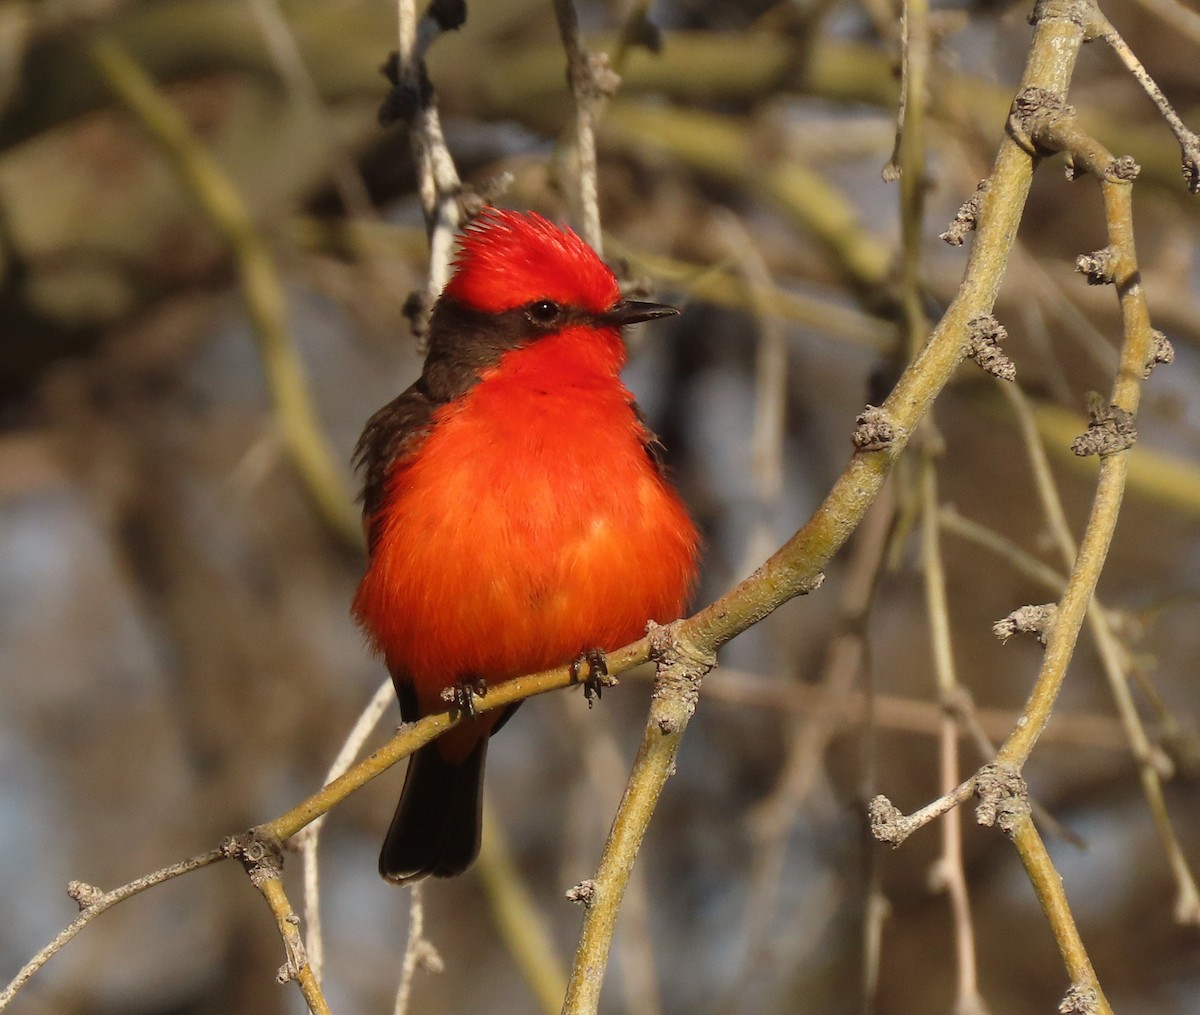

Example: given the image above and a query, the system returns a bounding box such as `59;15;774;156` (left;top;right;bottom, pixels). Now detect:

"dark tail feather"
379;738;487;884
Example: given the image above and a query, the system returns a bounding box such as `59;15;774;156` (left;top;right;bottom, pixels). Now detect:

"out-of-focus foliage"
1;2;1198;1013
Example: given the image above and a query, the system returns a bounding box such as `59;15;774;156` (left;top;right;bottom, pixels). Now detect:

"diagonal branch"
0;849;225;1009
1088;4;1200;192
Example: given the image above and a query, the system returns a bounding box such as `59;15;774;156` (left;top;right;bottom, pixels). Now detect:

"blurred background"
2;1;1199;1013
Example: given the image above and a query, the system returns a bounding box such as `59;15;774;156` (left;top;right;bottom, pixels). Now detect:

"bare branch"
562;622;716;1014
386;0;467;323
299;676;397;981
0;849;225;1010
553;0;619;252
393;884;443;1015
1089;6;1200;192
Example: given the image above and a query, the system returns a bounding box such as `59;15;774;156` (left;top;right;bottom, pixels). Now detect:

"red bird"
352;209;699;884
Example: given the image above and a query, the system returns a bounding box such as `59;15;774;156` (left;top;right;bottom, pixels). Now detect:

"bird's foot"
445;676;488;718
570;648;612;708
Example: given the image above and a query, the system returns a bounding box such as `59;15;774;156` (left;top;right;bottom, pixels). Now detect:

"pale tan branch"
0;849;225;1010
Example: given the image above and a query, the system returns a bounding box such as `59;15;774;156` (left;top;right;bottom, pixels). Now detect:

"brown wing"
353;385;440;551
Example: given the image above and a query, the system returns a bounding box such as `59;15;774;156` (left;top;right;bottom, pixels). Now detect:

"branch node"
1071;396;1137;457
940;179;988;246
566;879;598;907
1075;246;1118;285
965;314;1015;381
1028;0;1091;31
1104;154;1140;183
1059;983;1101;1014
974;763;1029;836
378;0;465;126
226;829;285;887
1144;330;1175;378
852;405;902;452
419;940;445;972
646;620;717;732
586;51;621;99
1008;86;1073;156
66;881;104;910
993;603;1058;645
564;38;621;103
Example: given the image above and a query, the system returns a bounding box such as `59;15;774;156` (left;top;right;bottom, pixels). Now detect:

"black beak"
603;299;679;326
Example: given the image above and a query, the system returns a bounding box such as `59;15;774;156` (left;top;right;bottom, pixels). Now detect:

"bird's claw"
570;648;611;708
449;676;488;718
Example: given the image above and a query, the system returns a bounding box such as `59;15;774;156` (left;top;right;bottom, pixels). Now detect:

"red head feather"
441;209;620;314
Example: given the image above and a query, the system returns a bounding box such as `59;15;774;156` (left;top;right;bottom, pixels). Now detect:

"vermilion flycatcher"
353;209;699;884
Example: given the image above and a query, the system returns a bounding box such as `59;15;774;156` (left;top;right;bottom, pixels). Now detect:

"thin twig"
861;882;891;1015
611;0;656;71
260;661;618;844
943;685;1088;850
393;884;442;1015
553;0;613;252
1028;400;1200;517
919;456;987;1015
394;0;464;307
869;778;978;847
0;849;226;1010
1088;5;1200;192
892;16;986;995
937;504;1065;592
1000;382;1200;922
300;676;397;980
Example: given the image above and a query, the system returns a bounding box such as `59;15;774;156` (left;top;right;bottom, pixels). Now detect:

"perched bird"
353;209;699;884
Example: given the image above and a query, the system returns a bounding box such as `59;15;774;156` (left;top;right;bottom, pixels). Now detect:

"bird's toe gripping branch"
441;676;489;718
570;647;612;707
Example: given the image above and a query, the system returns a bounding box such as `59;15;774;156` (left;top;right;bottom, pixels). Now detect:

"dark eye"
526;299;561;325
